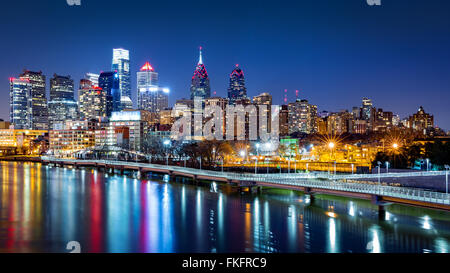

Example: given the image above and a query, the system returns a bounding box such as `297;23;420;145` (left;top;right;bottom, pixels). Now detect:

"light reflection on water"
0;161;449;253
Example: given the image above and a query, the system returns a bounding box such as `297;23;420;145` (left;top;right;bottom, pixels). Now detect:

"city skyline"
1;0;449;256
1;0;450;130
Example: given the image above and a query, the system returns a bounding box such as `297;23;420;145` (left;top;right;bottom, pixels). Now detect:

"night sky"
1;0;449;130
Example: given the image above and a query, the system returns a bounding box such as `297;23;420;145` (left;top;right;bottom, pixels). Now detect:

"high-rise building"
407;106;434;134
9;78;32;129
48;100;79;130
253;92;272;106
50;74;75;101
361;97;375;128
112;48;132;109
253;93;273;136
137;62;169;113
288;99;317;134
99;71;120;116
190;47;211;100
326;111;354;135
374;108;393;132
109;110;153;151
85;73;100;87
228;65;247;105
19;70;48;130
48;74;78;130
78;79;108;120
279;105;289;136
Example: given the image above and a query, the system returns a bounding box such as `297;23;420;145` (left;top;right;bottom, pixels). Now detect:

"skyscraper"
9;78;32;129
50;74;75;101
48;74;78;129
137;62;169;113
190;47;211;100
19;70;48;130
99;71;120;116
112;48;132;109
79;79;108;120
288;99;318;134
228;64;247;105
85;73;100;87
100;72;120;115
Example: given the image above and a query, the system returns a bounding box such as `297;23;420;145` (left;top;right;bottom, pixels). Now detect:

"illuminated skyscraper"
85;73;100;87
228;65;247;105
79;79;108;120
190;47;211;100
112;48;132;109
407;106;434;134
137;62;169;113
288;99;318;134
19;70;48;130
9;78;32;129
48;74;78;129
99;71;120;116
50;74;74;101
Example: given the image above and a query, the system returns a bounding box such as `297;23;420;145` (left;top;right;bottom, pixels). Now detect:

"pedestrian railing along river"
41;157;450;206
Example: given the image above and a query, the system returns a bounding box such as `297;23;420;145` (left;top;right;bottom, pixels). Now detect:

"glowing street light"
163;139;171;166
377;161;382;193
392;143;399;149
328;142;335;149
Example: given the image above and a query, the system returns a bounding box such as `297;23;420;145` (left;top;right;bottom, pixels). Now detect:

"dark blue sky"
1;0;450;129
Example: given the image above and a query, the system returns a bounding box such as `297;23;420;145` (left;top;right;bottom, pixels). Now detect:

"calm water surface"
0;161;449;253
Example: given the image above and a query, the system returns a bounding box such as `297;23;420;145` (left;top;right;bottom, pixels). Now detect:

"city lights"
1;0;450;258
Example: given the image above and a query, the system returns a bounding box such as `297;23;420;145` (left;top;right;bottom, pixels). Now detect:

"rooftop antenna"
198;46;203;65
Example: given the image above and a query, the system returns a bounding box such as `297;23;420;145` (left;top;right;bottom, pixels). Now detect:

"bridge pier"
378;205;386;221
304;187;316;203
371;195;391;221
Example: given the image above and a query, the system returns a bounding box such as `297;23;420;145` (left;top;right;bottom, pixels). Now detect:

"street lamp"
328;142;335;149
385;161;390;173
392;143;399;149
377;161;382;193
426;158;430;172
351;163;354;175
255;143;260;155
163;139;171;166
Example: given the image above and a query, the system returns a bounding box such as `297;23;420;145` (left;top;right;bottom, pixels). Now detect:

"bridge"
40;157;450;212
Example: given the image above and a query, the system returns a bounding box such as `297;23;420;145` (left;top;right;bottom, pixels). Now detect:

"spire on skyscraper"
190;46;210;100
198;46;203;65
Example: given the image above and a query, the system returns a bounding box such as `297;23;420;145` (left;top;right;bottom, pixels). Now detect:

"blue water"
0;161;449;253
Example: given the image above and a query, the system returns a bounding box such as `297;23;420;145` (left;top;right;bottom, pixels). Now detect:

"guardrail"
41;157;450;206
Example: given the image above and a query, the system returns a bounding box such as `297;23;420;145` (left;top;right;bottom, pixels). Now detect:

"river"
0;161;449;253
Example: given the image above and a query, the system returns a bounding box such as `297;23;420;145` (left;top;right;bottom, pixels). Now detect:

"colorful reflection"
0;162;449;253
